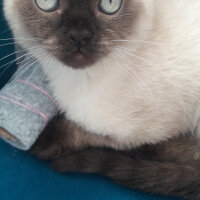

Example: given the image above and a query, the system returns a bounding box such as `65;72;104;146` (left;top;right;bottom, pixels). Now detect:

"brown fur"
31;114;123;160
31;114;200;199
51;148;200;200
15;0;142;68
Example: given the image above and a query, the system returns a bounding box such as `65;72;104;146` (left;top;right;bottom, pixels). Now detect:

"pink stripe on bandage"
16;79;58;107
4;93;46;118
0;95;48;122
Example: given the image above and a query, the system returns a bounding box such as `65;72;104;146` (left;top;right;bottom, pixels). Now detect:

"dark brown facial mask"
17;0;142;69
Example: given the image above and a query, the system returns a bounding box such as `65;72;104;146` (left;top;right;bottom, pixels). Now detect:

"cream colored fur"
3;0;200;149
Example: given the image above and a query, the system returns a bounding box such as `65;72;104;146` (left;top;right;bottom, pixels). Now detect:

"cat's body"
3;0;200;199
4;0;200;147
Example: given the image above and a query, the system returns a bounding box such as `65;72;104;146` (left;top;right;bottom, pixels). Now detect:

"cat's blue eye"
98;0;123;15
35;0;59;12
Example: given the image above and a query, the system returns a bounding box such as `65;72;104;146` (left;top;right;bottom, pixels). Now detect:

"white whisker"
0;44;42;63
0;37;41;41
0;45;43;69
113;49;148;96
0;41;35;48
8;49;45;82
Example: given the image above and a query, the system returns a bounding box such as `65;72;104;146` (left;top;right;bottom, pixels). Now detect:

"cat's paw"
30;129;62;160
30;115;65;160
51;148;116;173
51;149;102;173
31;140;62;161
51;151;79;172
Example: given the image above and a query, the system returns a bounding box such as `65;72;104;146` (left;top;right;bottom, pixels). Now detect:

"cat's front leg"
30;113;121;160
30;114;67;160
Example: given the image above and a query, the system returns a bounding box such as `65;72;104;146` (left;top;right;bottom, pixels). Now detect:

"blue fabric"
0;140;181;200
0;3;180;200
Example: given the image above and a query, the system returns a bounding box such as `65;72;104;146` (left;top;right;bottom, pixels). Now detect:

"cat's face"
4;0;154;69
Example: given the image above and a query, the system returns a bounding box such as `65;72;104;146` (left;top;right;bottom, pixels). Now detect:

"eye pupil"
99;0;122;15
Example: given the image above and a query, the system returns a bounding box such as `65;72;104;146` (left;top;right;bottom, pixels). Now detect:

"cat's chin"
60;52;98;69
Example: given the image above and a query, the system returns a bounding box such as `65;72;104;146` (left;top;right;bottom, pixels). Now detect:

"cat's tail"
52;148;200;200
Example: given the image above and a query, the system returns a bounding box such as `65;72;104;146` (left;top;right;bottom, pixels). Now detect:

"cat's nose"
68;30;92;49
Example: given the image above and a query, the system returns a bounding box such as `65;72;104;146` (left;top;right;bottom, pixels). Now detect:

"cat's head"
4;0;154;69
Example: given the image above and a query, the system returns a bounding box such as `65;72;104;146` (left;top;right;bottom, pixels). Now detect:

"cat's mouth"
59;49;98;69
72;51;85;60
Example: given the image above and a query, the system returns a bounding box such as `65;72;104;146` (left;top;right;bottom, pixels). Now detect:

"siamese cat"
3;0;200;199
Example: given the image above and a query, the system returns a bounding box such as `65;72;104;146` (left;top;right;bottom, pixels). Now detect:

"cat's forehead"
62;0;95;7
12;0;140;30
4;0;145;47
4;0;148;40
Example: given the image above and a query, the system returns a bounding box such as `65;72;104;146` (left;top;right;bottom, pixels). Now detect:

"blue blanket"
0;140;180;200
0;2;180;200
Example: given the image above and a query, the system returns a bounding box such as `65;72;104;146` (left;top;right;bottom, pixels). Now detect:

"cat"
3;0;200;199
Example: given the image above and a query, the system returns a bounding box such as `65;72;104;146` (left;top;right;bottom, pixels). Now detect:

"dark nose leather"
68;30;92;49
